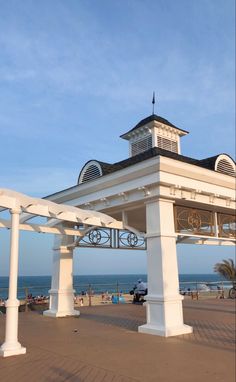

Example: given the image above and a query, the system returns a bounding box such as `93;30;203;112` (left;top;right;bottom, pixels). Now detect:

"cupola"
120;114;188;157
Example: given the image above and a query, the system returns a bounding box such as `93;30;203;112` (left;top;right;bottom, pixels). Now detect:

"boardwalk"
0;299;235;382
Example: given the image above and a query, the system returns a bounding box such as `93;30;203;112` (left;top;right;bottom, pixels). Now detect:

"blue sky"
0;0;235;276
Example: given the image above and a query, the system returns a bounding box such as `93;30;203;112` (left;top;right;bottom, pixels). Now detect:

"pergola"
0;188;123;357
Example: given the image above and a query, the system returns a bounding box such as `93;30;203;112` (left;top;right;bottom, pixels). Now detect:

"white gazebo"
0;113;235;357
44;114;236;337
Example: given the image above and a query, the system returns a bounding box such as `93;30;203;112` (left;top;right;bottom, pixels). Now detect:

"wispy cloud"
0;2;234;156
0;0;235;277
0;1;234;114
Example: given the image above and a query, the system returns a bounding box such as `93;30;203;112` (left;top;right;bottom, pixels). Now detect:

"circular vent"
215;155;235;177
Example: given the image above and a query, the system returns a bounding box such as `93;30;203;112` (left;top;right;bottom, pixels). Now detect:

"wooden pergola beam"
0;218;83;236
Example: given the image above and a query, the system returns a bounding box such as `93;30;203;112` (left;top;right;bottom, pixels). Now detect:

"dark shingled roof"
95;149;235;177
96;161;118;174
120;114;189;138
48;150;235;198
197;155;220;170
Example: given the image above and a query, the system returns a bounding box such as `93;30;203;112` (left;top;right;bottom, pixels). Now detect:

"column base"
140;294;193;337
0;344;26;357
43;309;80;318
138;323;193;337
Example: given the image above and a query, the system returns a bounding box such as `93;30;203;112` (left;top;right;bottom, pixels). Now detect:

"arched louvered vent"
157;135;178;153
216;159;235;177
79;161;102;184
131;135;152;156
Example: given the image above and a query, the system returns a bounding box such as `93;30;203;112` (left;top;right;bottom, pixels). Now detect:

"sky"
0;0;235;276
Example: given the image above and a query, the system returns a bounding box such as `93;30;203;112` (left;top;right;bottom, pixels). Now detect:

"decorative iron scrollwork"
174;206;214;236
88;230;102;245
118;231;146;249
174;206;235;239
127;232;139;247
78;228;146;250
80;228;111;248
187;211;202;231
218;213;236;238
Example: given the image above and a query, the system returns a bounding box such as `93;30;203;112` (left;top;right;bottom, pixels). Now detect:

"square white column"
44;234;80;318
0;208;26;357
139;199;192;337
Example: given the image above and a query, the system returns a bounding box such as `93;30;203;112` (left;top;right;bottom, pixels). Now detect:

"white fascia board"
158;185;235;211
159;157;235;190
45;157;161;204
71;174;159;207
159;172;235;199
45;155;235;208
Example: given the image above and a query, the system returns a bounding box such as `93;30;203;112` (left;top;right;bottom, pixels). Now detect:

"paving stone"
0;299;235;382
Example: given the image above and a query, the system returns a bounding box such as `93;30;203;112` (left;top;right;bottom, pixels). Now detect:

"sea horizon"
0;272;219;278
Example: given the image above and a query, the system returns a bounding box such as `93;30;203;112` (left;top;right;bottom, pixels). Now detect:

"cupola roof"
120;114;189;139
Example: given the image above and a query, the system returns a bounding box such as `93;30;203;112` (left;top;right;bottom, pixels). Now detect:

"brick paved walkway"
0;299;235;382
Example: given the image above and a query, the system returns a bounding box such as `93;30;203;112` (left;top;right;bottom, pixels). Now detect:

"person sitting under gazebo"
131;279;147;302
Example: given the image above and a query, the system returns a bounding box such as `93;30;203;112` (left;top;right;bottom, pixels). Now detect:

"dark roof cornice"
120;114;189;138
45;151;235;199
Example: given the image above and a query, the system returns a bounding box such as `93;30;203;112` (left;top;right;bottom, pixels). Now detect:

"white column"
0;208;26;357
44;234;79;318
139;199;192;337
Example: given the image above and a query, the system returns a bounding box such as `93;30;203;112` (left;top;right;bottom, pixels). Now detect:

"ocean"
0;273;229;300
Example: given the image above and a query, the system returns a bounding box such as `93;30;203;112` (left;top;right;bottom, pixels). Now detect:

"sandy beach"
74;293;133;307
10;288;230;312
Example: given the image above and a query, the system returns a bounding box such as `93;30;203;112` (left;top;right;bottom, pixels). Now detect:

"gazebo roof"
77;149;236;183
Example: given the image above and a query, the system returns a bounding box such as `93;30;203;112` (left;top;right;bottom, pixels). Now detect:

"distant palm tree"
214;259;236;286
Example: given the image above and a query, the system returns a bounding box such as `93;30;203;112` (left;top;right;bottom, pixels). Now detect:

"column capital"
10;207;21;215
144;197;175;206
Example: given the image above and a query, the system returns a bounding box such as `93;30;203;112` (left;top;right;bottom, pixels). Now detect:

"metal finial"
152;91;156;115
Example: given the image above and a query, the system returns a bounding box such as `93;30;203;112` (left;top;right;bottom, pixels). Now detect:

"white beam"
176;233;236;246
177;237;235;246
67;226;97;248
0;218;83;236
0;188;123;229
19;212;36;223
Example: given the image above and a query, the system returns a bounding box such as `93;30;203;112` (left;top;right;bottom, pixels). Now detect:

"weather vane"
152;91;156;115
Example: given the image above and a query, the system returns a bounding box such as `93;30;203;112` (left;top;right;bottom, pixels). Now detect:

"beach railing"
179;280;232;299
0;280;234;306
